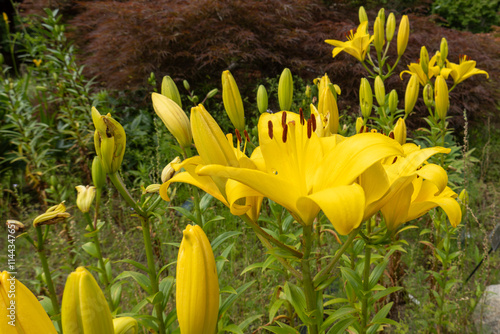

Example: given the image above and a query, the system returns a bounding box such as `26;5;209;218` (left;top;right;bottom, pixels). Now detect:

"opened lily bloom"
160;104;262;222
400;52;443;86
326;21;374;62
445;55;489;86
199;111;403;235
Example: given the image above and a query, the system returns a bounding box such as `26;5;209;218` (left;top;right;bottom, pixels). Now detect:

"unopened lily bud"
1;271;58;334
374;17;384;53
332;84;341;98
305;85;311;98
377;8;385;25
92;107;127;174
420;46;429;75
434;75;449;121
257;85;268;114
176;225;219;334
161;156;181;183
458;189;469;216
92;156;106;190
33;202;70;227
222;70;245;132
318;86;339;134
397;15;410;56
183;80;190;92
423;83;434;108
278;68;293;111
113;317;139;334
317;74;331;96
386;13;396;41
152;92;192;149
393;118;407;145
374;76;386;106
359;6;368;24
206;88;218;99
75;185;96;213
355;117;364;134
61;267;114;334
404;74;419;115
359;78;373;119
440;38;448;62
144;184;161;194
161;76;182;108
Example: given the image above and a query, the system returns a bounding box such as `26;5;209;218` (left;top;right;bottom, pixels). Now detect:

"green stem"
191;187;203;226
301;225;319;334
139;216;165;334
361;223;372;334
108;172;145;217
35;225;62;331
361;61;376;77
145;194;164;214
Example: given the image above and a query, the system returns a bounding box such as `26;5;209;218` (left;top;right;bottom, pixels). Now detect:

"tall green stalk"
301;225;319;334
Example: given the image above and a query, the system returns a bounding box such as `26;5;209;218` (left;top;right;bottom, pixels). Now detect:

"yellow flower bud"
458;189;469;217
440;38;448;62
386;13;396;41
33;202;70;227
393;118;407;145
359;6;368;24
359;78;373;119
423;83;434;108
317;73;331;98
75;185;96;213
378;8;385;25
161;156;181;183
388;89;398;113
278;68;293;111
257;85;268;114
374;76;386;106
113;317;138;334
92;107;127;174
61;267;114;334
397;15;410;56
404;74;419;115
92;156;106;190
318;86;339;134
176;225;219;334
374;17;385;53
152;92;192;149
420;46;429;75
221;70;245;132
161;75;182;109
0;271;58;334
3;12;8;24
355;117;364;133
305;85;311;98
434;75;449;121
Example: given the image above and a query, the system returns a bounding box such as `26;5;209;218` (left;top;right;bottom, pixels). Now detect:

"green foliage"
432;0;500;33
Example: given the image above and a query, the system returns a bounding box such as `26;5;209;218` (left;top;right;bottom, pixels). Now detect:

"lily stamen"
268;120;274;139
282;124;288;143
282;111;287;128
307;118;312;139
299;108;305;125
235;129;242;144
311;115;317;132
243;129;250;142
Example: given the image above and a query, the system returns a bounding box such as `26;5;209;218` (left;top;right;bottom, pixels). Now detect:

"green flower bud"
423;83;434;109
278;68;294;111
434;75;449;121
113;317;139;334
377;8;385;25
359;78;373;119
374;17;385;53
388;89;398;114
206;88;218;99
161;76;182;108
386;13;396;42
374;76;386;106
92;156;106;190
397;15;410;56
305;85;311;98
359;6;368;24
257;85;268;114
183;80;190;92
404;74;419;115
222;70;245;132
440;38;448;62
420;46;429;75
92;107;127;174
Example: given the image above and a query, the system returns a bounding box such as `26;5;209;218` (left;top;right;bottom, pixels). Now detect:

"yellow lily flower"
33;202;70;226
0;271;57;334
400;53;442;86
325;21;374;62
199;111;403;235
159;104;262;222
75;185;96;213
445;55;489;85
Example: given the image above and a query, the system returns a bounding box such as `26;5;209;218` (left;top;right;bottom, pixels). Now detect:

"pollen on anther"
235;128;242;143
243;129;250;142
299;108;305;125
389;132;394;139
268;120;274;139
307;119;312;139
311;115;317;132
282;124;288;143
282;112;287;128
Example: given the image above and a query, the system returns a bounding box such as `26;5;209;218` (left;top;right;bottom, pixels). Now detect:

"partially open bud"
113;317;139;334
374;76;386;106
1;271;58;334
92;107;127;174
388;89;398;114
386;13;396;41
161;156;181;183
374;17;384;53
359;78;373;119
404;74;419;115
393;118;407;145
92;156;106;190
317;73;331;97
359;6;368;24
278;68;293;111
257;85;268;114
176;224;219;334
355;117;364;134
61;267;114;334
161;75;182;108
423;83;434;108
222;70;245;132
6;220;26;233
420;46;429;75
152;92;192;149
434;75;449;121
75;185;96;213
33;202;70;227
440;38;448;63
397;15;409;56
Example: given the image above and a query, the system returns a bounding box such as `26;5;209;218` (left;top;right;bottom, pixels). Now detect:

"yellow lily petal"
380;183;413;230
416;164;448;194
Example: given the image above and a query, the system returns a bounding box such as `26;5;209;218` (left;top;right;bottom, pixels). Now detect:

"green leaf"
116;271;152;294
241;262;263;275
321;306;357;332
220;286;238;295
369;260;389;290
263;322;300;334
284;282;320;325
216;242;235;276
115;259;148;273
371;286;403;302
211;231;242;251
323;298;349;307
219;280;255;318
269;299;286;322
110;281;125;307
159;276;175;307
341;267;363;292
327;317;356;334
146;291;164;305
239;314;263;331
221;324;244;334
131;298;150;313
367;302;394;334
82;242;99;258
170;206;197;222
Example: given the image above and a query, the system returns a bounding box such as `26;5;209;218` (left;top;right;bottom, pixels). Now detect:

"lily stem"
35;225;62;331
108;172;145;217
361;222;372;334
139;215;165;334
301;225;319;334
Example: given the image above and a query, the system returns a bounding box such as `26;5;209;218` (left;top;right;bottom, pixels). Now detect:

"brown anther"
243;129;250;142
235;128;242;143
282;112;287;128
268;120;274;139
311;115;317;132
299;108;305;125
389;131;394;139
307;118;312;139
360;125;365;133
282;124;288;143
393;157;398;164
